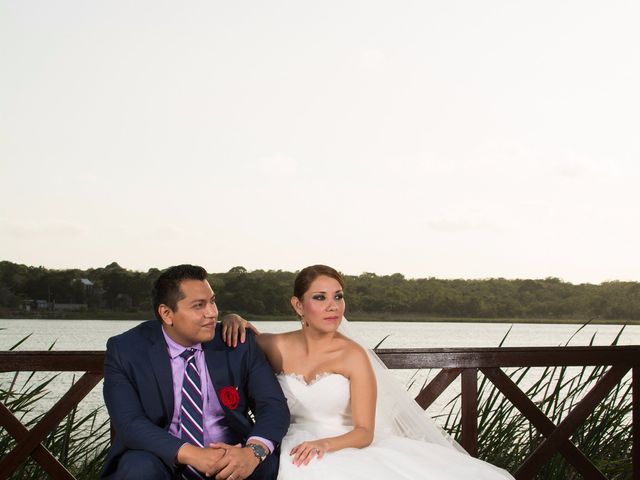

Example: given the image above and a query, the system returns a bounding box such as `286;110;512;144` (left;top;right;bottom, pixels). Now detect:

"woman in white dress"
224;265;514;479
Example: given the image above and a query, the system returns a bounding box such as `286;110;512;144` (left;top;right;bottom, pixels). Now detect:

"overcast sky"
1;1;639;283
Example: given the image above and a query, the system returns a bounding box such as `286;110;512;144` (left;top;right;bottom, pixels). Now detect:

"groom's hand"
208;442;261;480
176;443;227;477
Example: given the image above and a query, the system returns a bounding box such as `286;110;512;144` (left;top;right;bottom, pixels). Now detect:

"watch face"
249;443;267;460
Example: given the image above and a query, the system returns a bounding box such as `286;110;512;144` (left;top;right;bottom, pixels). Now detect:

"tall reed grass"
0;335;110;479
438;326;633;479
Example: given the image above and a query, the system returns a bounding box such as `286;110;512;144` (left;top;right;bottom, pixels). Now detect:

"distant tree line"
1;260;639;320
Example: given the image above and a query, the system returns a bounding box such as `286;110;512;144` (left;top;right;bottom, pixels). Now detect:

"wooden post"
461;368;478;457
634;366;639;480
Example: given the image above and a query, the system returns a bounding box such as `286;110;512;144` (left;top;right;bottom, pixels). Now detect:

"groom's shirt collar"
161;327;203;358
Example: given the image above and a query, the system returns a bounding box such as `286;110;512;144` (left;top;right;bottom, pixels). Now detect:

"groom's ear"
290;296;303;317
158;304;173;326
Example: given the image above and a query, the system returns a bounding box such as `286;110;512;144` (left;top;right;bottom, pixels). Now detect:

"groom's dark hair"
152;264;208;322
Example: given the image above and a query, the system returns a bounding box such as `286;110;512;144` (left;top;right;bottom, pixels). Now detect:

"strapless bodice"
277;373;352;428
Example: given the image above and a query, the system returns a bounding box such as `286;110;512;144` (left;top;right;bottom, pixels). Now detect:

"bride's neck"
300;328;336;353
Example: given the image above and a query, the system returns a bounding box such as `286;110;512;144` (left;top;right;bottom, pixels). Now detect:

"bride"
223;265;514;479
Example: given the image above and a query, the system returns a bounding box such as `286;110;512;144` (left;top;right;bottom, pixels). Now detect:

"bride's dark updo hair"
293;265;345;300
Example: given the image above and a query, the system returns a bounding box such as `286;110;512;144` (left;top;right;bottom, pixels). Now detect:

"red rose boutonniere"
219;386;240;410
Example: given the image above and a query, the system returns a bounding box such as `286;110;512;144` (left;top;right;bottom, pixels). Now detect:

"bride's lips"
324;316;340;321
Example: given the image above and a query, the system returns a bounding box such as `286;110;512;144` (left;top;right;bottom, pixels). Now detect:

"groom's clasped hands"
176;441;260;479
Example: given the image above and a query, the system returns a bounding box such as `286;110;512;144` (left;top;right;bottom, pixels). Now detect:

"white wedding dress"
276;372;514;479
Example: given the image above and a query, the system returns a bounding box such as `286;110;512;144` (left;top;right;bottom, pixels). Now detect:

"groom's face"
160;279;218;347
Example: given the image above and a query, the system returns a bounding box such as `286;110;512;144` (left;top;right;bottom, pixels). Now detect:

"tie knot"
180;348;196;361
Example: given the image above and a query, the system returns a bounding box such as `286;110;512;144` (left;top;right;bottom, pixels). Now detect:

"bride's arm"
290;343;376;465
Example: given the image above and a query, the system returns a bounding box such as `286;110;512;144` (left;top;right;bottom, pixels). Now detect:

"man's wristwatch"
246;443;268;463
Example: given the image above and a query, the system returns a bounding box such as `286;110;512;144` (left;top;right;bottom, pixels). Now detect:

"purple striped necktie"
180;348;204;480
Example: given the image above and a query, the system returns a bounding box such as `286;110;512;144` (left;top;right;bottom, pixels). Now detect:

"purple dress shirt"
161;328;274;453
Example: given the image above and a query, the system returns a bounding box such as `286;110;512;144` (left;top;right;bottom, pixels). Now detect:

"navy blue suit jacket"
101;320;289;478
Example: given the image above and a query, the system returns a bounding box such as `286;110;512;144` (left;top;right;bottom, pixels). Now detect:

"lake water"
2;319;638;419
0;319;640;350
3;318;640;350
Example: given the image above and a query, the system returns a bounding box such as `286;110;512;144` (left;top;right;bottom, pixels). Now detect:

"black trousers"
113;449;279;480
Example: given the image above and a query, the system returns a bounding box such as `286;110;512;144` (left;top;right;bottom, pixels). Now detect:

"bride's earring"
299;314;308;327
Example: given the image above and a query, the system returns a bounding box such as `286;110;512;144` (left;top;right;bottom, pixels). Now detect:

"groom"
101;264;290;480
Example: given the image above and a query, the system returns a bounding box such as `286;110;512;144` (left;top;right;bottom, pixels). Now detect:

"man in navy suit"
101;264;289;480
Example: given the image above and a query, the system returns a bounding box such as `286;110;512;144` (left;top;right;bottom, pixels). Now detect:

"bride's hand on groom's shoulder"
290;439;329;466
220;314;261;347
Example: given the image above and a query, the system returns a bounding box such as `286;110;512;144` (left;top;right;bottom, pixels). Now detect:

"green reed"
0;336;110;479
438;327;633;479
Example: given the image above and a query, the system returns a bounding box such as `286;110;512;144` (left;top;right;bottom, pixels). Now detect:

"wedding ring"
228;475;235;480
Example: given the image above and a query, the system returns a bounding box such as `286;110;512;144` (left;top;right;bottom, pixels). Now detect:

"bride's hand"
220;314;261;347
290;440;328;466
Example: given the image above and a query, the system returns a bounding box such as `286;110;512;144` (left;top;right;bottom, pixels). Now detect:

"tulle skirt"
277;423;514;480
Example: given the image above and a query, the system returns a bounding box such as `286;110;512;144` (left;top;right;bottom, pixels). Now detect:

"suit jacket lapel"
203;344;251;439
203;343;240;416
204;346;231;393
147;324;174;422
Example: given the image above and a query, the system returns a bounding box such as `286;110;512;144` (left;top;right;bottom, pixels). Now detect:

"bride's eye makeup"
311;292;344;301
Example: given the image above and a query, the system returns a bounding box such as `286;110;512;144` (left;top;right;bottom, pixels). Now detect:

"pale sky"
1;1;639;284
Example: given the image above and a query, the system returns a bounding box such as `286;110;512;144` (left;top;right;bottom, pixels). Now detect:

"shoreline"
1;313;638;326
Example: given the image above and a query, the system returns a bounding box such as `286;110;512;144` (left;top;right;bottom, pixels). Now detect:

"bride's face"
293;275;345;332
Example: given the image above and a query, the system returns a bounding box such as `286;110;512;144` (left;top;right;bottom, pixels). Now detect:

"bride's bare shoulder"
256;330;299;351
335;334;370;363
256;331;298;373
